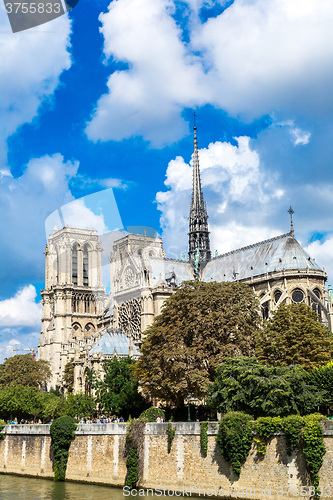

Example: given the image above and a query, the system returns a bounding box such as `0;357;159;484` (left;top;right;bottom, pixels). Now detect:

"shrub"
138;407;165;422
254;417;282;456
302;414;326;498
50;416;77;481
282;415;304;455
216;411;253;475
200;421;208;457
167;422;176;453
126;445;139;488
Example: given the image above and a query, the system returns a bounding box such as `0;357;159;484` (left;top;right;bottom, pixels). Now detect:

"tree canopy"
134;280;260;405
93;357;148;419
0;354;51;388
209;357;323;418
256;304;333;370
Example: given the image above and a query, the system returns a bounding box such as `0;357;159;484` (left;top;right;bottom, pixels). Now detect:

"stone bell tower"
38;226;105;389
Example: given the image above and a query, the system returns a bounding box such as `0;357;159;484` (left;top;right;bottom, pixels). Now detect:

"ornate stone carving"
124;267;135;288
118;298;141;340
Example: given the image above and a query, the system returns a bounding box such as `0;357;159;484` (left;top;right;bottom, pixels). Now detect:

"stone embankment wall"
1;422;333;499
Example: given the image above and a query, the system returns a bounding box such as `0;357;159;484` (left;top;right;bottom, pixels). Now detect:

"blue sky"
0;0;333;359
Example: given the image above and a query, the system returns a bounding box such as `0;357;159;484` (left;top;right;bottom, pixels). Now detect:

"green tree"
135;281;260;405
0;385;46;420
63;359;74;393
256;304;333;370
0;354;51;388
42;393;67;420
209;357;323;418
65;393;95;420
93;357;147;418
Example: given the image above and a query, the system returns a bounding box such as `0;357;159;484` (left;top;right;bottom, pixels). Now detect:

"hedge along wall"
1;422;333;499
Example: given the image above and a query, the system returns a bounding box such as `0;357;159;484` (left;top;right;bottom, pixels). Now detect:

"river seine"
0;475;126;500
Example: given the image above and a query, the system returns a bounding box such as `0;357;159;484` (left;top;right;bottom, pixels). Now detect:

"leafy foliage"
93;357;148;419
0;354;51;389
209;357;323;418
167;422;175;453
302;414;326;498
139;407;165;422
200;421;208;457
282;415;304;455
253;415;304;457
135;281;260;404
0;386;93;421
50;416;77;481
63;359;74;393
0;385;46;420
216;411;253;475
126;445;139;487
216;411;326;493
256;304;333;370
0;419;5;439
308;361;333;408
254;417;282;455
65;393;95;420
253;414;326;497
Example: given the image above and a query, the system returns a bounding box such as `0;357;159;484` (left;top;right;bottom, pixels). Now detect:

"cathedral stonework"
38;128;333;391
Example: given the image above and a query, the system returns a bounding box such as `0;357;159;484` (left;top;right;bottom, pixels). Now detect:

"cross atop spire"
188;115;211;276
288;206;295;237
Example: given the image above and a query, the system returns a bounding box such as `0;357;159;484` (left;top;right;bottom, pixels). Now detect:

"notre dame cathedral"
38;126;333;391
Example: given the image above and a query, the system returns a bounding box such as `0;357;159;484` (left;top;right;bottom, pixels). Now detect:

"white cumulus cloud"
87;0;333;145
0;285;41;328
0;9;72;165
0;154;77;291
61;199;108;234
86;0;209;145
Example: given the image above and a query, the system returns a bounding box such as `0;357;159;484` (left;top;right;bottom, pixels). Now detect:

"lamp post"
187;395;191;422
76;401;79;422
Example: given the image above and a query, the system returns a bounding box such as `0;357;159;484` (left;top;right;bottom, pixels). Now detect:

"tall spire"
188;114;211;276
288;206;295;237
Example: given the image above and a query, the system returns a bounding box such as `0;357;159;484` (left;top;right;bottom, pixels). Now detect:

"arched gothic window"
83;245;89;286
72;244;78;285
261;301;270;320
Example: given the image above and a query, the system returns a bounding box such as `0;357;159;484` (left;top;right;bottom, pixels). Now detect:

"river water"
0;475;126;500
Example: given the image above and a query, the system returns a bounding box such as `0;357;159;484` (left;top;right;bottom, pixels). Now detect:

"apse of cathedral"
38;127;332;391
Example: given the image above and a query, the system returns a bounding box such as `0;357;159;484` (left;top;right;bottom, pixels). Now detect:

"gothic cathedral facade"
38;128;332;391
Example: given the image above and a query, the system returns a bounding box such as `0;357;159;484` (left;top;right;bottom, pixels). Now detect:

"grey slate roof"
202;232;322;282
149;258;193;286
89;330;140;356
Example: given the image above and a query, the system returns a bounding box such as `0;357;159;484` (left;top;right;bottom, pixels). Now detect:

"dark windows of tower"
72;244;78;285
83;245;89;286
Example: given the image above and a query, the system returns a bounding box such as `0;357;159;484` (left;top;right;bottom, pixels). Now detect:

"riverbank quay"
1;422;333;499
